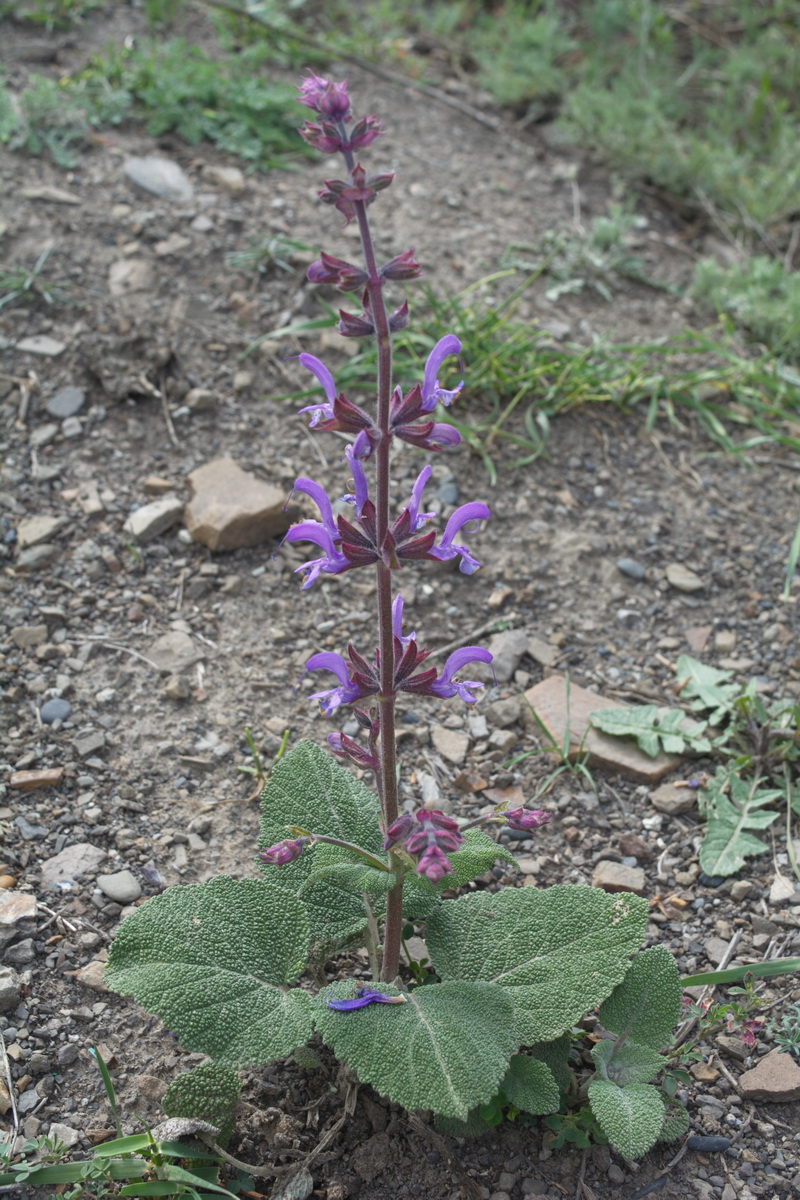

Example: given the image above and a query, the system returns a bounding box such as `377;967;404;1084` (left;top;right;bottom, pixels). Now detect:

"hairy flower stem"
343;146;402;982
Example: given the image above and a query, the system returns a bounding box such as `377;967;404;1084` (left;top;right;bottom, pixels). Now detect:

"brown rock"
690;1060;720;1084
184;457;293;550
149;631;203;676
738;1048;800;1102
523;674;679;782
73;960;108;992
618;833;652;861
9;767;65;792
592;860;647;895
650;781;697;816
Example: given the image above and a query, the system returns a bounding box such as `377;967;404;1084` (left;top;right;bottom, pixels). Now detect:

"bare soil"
1;7;800;1200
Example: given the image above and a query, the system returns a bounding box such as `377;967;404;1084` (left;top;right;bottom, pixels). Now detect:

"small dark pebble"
697;872;726;888
630;1179;667;1200
687;1136;731;1153
427;1151;441;1164
40;698;73;725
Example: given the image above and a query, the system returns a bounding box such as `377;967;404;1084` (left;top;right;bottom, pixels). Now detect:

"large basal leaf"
699;769;780;877
598;946;681;1049
592;1039;665;1088
659;1098;690;1143
106;877;314;1068
501;1054;559;1116
531;1033;572;1094
425;885;648;1044
588;1079;666;1160
402;829;518;920
675;654;739;725
588;705;710;758
259;740;384;949
316;980;515;1120
163;1062;240;1148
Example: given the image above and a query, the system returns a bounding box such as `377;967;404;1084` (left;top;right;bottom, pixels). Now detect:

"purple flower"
297;73;352;119
343;446;370;517
392;594;416;645
428;646;493;703
421;335;463;411
381;249;422;281
504;807;552;832
328;732;379;771
295;353;337;426
383;812;415;850
306;650;377;715
259;837;307;866
415;844;453;883
326;984;407;1010
284;521;350;589
427;501;491;574
348;114;384;150
407;466;436;532
405;810;463;855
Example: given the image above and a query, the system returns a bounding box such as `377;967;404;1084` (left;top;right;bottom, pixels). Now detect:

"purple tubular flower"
396;421;462;451
327;985;406;1010
344;445;369;516
348;114;384;150
291;476;338;538
306;651;373;715
307;252;368;292
283;522;349;589
421;335;464;412
391;595;416;645
406;466;435;531
295;353;336;427
504;807;553;832
427;501;491;574
259;837;307;866
383;812;415;850
429;646;493;703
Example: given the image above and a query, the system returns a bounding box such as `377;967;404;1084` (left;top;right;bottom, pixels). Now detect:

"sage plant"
261;71;548;983
105;77;687;1155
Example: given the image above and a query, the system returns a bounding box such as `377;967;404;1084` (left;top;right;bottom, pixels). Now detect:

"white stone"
123;496;183;542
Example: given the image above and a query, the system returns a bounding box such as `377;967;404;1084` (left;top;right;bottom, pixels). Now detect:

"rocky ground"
2;6;800;1200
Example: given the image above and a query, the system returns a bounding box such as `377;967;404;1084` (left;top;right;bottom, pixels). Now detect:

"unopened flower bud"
504;808;552;832
381;249;422;281
389;300;410;332
258;837;307;866
338;309;375;337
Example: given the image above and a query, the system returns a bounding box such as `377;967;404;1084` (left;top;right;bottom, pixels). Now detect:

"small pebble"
616;557;646;581
40;698;73;725
686;1136;732;1152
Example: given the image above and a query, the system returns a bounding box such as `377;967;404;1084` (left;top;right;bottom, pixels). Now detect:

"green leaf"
402;829;517;919
259;740;384;949
592;1039;665;1087
531;1033;572;1094
106;876;314;1067
675;654;739;724
299;842;395;899
425;885;648;1044
316;980;516;1120
681;957;800;987
589;705;710;757
588;1079;666;1160
433;1110;495;1138
501;1054;559;1116
163;1062;240;1148
698;769;780;877
598;946;682;1049
659;1097;690;1143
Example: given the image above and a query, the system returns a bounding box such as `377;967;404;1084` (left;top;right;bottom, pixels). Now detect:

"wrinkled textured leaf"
659;1098;690;1143
426;885;648;1044
592;1039;665;1087
599;946;682;1049
675;654;739;724
106;876;314;1067
699;769;780;877
163;1062;240;1147
589;705;710;757
501;1054;559;1115
259;740;384;948
531;1033;573;1094
316;980;515;1119
588;1079;666;1160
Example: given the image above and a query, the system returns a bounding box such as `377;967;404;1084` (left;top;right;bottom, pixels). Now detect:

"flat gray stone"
431;724;469;765
666;562;704;593
45;386;85;418
41;842;106;889
74;730;105;757
482;628;529;683
96;870;141;904
123;496;184;543
149;630;204;675
16;514;66;548
16;335;65;356
0;965;22;1012
650;781;697;816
